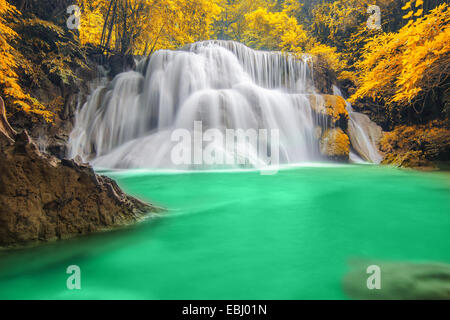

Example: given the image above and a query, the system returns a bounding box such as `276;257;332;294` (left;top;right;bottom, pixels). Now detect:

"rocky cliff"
0;97;161;248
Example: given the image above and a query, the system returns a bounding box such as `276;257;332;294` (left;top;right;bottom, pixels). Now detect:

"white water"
69;40;381;169
332;86;383;164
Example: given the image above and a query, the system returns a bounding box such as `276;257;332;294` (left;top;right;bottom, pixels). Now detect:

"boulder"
348;112;383;163
320;128;350;161
304;94;351;162
307;94;349;130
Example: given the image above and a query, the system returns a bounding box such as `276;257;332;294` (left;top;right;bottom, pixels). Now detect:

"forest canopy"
0;0;448;126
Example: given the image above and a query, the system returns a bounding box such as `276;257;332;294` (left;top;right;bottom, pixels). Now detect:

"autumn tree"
311;0;404;64
244;7;308;51
0;0;20;101
77;0;221;55
214;0;274;41
77;0;107;47
0;0;52;121
243;2;347;77
350;3;449;123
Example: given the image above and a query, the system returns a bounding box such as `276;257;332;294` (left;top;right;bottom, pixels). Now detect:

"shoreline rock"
0;102;162;248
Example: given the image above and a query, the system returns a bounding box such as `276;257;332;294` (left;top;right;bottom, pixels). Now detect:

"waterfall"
332;86;383;164
69;40;380;170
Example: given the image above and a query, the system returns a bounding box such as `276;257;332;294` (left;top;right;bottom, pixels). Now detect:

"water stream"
69;41;382;169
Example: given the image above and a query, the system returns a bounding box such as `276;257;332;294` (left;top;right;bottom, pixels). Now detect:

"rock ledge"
0;97;162;247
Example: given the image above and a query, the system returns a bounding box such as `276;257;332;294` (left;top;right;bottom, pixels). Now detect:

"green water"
0;165;449;299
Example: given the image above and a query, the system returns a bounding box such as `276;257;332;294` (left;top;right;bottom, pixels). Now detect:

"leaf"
403;11;413;19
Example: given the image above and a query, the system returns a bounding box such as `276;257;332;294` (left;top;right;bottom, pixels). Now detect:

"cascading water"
69;40;381;170
332;86;383;164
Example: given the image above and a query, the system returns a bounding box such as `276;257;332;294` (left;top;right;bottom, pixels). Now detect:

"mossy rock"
320;128;350;161
380;121;450;168
307;94;349;131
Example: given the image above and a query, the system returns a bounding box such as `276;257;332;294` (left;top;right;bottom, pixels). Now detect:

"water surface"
0;165;449;299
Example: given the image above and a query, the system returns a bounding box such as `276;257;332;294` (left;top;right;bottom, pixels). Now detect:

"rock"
307;94;349;130
379;121;450;169
320;128;350;161
303;94;351;161
108;54;136;78
348;112;383;163
0;109;162;248
343;260;450;300
311;56;337;95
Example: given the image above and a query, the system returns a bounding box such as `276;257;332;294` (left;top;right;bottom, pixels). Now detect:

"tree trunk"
0;97;17;143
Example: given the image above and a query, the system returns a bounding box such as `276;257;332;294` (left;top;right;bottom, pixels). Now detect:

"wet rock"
307;94;349;130
319;128;350;161
305;94;351;161
108;54;136;78
348;112;383;163
312;56;337;95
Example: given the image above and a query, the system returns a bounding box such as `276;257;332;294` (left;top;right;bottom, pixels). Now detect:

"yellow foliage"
350;3;450;109
78;0;106;46
243;5;347;75
214;0;272;41
323;95;349;123
77;0;221;54
312;0;373;39
308;94;349;124
0;0;53;121
380;120;450;168
403;10;413;19
75;0;348;79
402;2;411;10
310;0;401;78
0;0;19;89
402;0;424;21
244;7;309;52
320;128;350;158
308;43;347;75
281;0;303;17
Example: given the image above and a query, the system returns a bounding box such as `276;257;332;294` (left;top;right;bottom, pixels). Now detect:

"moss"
308;94;349;131
382;151;432;168
322;95;349;124
320;128;350;161
380;120;450;168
